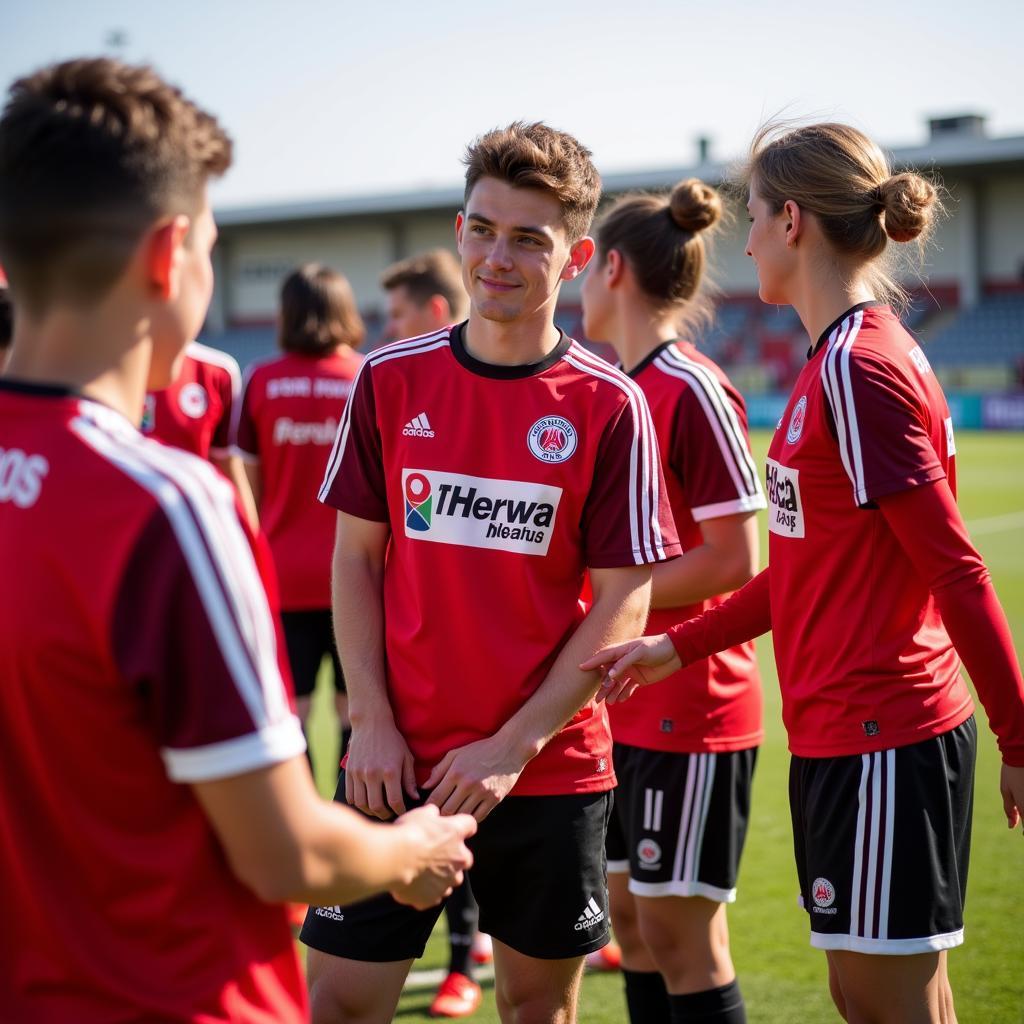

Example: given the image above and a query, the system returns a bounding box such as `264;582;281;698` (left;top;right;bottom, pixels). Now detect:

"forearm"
495;568;651;764
667;567;772;665
332;544;392;726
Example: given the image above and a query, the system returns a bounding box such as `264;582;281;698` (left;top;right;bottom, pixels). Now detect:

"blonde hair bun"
669;178;722;233
878;172;937;243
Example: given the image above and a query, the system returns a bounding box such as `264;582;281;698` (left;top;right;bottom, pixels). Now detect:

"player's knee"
307;970;378;1024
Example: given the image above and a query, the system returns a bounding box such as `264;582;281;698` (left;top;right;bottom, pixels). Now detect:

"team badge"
179;382;209;419
141;394;156;433
637;838;661;868
404;472;433;532
786;395;808;444
811;877;836;908
527;416;578;464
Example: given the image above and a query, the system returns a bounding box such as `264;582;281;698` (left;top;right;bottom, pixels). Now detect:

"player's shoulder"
560;339;648;407
185;341;243;383
359;327;454;386
651;341;736;397
826;304;927;382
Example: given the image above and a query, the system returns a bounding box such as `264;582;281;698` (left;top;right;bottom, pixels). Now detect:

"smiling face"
745;177;794;306
456;176;587;327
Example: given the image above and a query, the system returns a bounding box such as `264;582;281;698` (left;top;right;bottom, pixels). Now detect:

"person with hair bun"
580;178;766;1024
583;123;1024;1023
234;263;365;768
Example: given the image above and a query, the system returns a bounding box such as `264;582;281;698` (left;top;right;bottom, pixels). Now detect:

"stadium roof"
214;130;1024;229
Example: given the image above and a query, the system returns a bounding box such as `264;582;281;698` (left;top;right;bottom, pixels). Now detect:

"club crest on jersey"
786;395;808;444
811;877;837;914
401;468;561;555
527;416;578;464
179;383;209;419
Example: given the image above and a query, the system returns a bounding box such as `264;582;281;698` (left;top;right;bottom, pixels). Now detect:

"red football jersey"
0;381;307;1023
766;303;971;757
142;341;241;458
609;341;766;753
319;324;681;796
235;348;363;610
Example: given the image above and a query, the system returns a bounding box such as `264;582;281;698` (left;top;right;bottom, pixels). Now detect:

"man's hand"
1000;763;1024;833
423;735;528;821
579;633;682;704
345;719;418;820
389;805;477;909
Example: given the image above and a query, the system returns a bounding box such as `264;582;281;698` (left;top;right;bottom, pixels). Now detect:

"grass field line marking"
405;964;495;991
965;509;1024;536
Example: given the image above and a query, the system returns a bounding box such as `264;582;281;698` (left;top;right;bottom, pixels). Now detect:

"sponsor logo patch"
811;877;837;915
527;416;578;464
273;416;338;446
179;382;209;419
637;838;662;869
944;416;956;458
141;394;156;433
862;720;880;737
0;447;49;508
786;395;808;444
314;905;346;923
401;468;561;555
403;412;435;438
909;346;932;375
766;458;804;538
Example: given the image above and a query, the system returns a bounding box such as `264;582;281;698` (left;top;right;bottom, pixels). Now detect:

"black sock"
668;980;746;1023
444;881;479;978
623;968;670;1024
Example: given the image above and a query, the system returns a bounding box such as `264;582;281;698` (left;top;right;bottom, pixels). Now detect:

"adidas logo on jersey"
403;413;435;438
574;897;605;931
314;904;346;923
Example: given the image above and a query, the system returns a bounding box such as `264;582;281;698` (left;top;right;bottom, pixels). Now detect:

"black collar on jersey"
449;320;572;379
624;340;676;379
0;376;76;398
808;300;886;359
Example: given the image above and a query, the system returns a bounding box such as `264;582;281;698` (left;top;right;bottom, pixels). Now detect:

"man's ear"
455;211;465;253
428;294;451;323
562;235;596;281
146;215;191;300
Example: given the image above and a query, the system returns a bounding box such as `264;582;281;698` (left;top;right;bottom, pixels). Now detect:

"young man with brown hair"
302;121;681;1024
0;57;475;1024
381;247;468;342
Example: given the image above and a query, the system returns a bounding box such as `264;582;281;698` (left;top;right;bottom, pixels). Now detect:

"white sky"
4;0;1023;210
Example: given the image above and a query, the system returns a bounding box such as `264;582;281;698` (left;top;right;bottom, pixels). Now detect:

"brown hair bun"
669;178;722;233
878;172;936;243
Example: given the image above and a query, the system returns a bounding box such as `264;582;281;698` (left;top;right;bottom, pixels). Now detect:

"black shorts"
606;743;756;902
301;772;613;961
280;609;344;699
789;716;976;955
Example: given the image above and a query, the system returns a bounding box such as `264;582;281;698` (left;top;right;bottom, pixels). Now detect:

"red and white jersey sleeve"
608;341;765;753
319;325;680;795
236;349;362;610
0;382;306;1023
766;303;972;758
142;342;242;459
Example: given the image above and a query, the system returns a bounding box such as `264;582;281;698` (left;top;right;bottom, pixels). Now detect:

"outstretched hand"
389;805;476;909
1000;763;1024;833
579;633;682;703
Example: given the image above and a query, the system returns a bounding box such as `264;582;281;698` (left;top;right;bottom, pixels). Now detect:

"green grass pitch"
305;430;1024;1023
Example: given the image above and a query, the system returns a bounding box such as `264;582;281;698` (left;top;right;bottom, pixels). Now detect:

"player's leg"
280;609;322;732
300;771;447;1023
469;790;612;1024
431;879;483;1018
622;745;756;1022
492;941;584;1024
791;720;975;1024
306;951;412;1024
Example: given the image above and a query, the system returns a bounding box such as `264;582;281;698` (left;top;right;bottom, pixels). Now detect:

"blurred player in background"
301;121;681;1024
584;122;1024;1024
580;178;765;1024
382;248;468;341
143;338;259;527
235;263;364;769
0;56;475;1024
381;247;491;1018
